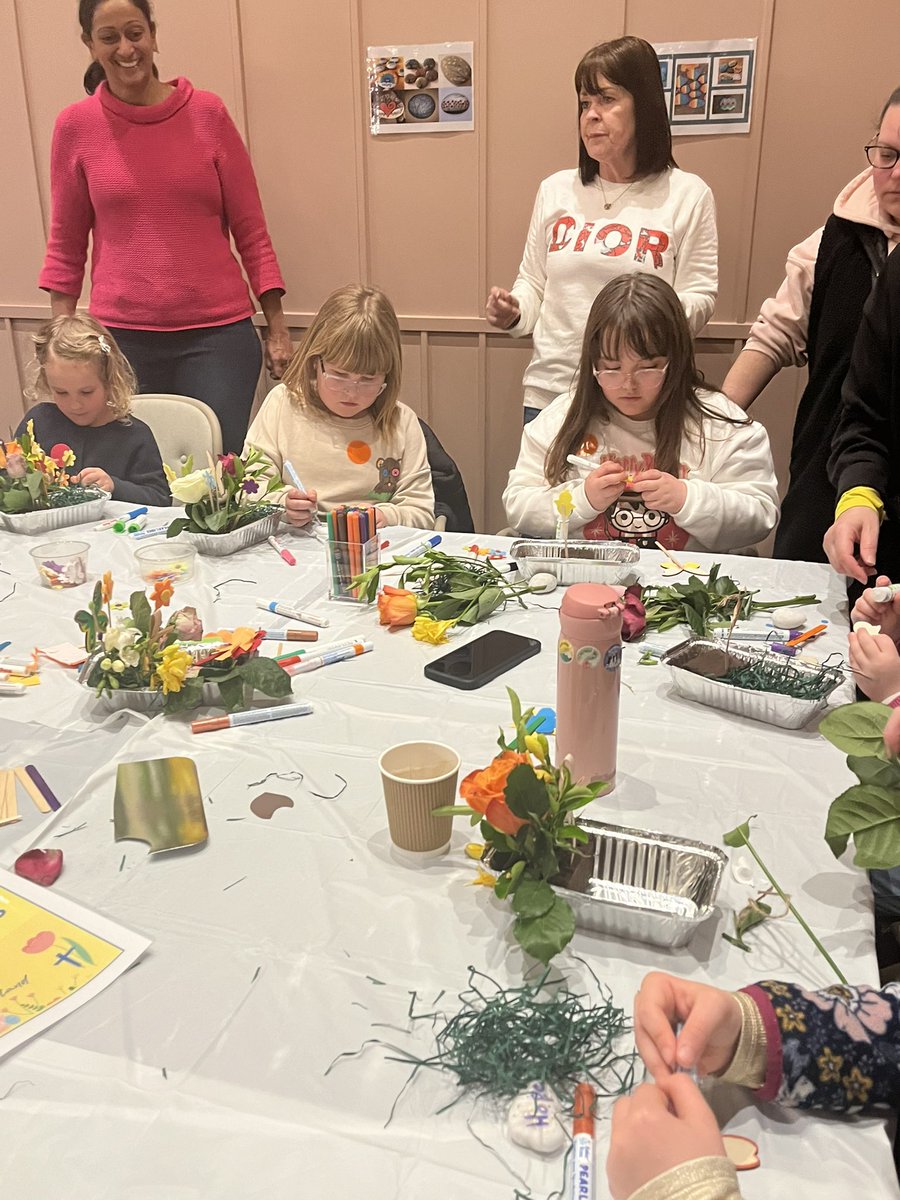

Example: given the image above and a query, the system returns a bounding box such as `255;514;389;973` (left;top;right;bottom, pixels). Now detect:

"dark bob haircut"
575;36;676;184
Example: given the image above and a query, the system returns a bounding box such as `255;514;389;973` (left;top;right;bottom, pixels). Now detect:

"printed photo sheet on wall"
368;42;474;133
654;38;756;135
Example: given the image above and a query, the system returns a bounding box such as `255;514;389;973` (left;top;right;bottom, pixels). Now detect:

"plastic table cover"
0;508;895;1200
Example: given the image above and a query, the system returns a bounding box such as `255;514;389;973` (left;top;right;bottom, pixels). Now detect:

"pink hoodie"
744;169;900;368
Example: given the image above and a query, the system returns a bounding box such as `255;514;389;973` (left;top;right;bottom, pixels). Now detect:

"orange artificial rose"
377;584;417;628
460;750;530;835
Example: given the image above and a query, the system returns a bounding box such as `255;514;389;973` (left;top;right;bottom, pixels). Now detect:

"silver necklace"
598;175;637;211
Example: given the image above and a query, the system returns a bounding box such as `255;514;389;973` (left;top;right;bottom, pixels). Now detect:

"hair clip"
97;335;111;355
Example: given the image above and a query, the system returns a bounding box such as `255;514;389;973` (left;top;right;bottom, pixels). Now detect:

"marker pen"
96;506;147;530
113;513;148;533
191;701;313;734
0;658;37;675
131;524;170;541
569;1082;595;1200
713;629;777;643
256;600;329;627
284;460;306;493
274;639;364;666
397;534;441;558
259;628;319;642
267;535;296;566
0;682;26;696
286;641;373;674
871;583;900;604
566;453;600;473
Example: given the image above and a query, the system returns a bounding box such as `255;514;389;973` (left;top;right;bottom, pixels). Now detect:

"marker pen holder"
326;535;379;603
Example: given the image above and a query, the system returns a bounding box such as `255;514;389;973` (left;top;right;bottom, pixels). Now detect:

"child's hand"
74;467;114;494
283;486;317;528
630;469;687;515
607;1075;727;1200
852;575;900;643
584;461;627;513
374;508;386;529
634;971;744;1079
849;629;900;702
485;287;520;330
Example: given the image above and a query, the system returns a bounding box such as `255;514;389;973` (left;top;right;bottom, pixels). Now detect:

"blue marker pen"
284;460;306;493
398;534;441;558
96;505;148;530
131;524;170;541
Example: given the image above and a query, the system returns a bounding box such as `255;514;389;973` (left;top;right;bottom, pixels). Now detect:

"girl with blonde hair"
244;285;434;529
503;274;778;552
19;314;168;505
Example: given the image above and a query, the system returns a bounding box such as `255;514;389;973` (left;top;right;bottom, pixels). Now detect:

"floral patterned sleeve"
746;980;900;1111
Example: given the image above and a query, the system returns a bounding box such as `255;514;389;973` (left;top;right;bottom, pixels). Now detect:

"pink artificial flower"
219;453;237;475
5;453;27;479
621;585;646;643
801;985;893;1043
172;606;203;640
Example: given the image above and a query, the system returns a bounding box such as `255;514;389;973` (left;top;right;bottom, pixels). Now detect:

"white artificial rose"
120;646;140;668
170;468;215;505
103;626;139;652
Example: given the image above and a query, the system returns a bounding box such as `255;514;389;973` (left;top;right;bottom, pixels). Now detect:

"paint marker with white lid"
256;600;329;627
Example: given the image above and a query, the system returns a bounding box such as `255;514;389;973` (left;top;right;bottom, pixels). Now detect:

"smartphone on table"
424;629;542;690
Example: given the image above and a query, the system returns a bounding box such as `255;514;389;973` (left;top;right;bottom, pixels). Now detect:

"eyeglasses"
593;365;668;389
317;361;386;396
865;143;900;169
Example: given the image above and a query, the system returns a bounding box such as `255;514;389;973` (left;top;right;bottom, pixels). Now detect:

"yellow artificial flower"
464;843;485;860
412;616;456;645
554;488;575;519
152;645;193;695
469;866;497;888
101;571;114;605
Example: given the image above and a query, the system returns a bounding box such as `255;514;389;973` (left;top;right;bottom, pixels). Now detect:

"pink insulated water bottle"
556;583;623;790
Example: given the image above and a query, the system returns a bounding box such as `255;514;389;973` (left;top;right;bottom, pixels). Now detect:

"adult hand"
485;287;520;330
283;486;317;528
851;575;900;642
634;971;743;1079
265;328;294;379
823;507;880;585
848;629;900;703
584;461;627;513
631;469;688;515
607;1074;727;1200
74;467;115;494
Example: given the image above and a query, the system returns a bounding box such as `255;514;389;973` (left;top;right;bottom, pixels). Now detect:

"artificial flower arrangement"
0;421;101;513
165;448;283;537
354;548;543;645
435;690;606;964
75;573;291;712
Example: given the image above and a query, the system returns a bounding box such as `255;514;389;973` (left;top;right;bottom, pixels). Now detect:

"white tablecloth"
0;509;896;1199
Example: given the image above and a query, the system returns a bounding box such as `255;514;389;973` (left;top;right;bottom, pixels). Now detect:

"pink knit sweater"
39;77;285;331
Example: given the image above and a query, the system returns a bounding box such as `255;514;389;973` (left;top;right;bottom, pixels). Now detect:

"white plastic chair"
131;393;223;472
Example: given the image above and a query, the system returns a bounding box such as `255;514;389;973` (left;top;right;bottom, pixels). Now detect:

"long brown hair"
575;37;676;185
545;275;747;484
280;284;402;434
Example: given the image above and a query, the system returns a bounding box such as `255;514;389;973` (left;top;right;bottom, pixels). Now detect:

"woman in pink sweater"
39;0;292;453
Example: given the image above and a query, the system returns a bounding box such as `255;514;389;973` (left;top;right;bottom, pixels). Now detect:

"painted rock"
507;1081;566;1154
440;54;472;86
441;93;470;115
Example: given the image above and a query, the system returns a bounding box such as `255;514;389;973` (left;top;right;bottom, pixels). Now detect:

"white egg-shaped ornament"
507;1081;567;1154
771;608;809;630
528;572;559;594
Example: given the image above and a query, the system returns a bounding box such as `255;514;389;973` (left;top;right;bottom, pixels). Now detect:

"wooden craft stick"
0;771;20;826
25;765;61;811
14;765;51;813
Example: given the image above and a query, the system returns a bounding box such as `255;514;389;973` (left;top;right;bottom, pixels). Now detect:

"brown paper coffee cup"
379;741;460;855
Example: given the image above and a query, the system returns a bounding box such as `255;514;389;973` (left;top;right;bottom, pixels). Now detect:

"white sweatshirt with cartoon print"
502;389;778;552
508;167;718;409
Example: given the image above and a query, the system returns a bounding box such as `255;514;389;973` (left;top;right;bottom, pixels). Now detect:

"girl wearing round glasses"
503;274;778;552
724;87;900;568
243;285;434;530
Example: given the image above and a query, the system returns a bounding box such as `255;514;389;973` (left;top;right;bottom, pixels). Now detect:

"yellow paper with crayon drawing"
0;871;148;1055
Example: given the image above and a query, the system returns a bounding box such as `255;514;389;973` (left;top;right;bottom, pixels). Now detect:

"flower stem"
740;834;848;985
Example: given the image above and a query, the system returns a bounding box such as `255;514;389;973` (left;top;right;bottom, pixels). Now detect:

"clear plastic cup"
29;540;90;589
134;540;197;584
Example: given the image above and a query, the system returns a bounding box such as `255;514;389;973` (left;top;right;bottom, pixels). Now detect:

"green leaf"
2;488;32;512
432;804;473;817
820;703;890;758
166;517;190;538
558;825;590;843
236;656;293;699
513;896;576;965
723;817;755;848
825;784;900;869
847;755;900;789
129;590;151;633
511;878;555;919
216;674;246;712
504;763;550;820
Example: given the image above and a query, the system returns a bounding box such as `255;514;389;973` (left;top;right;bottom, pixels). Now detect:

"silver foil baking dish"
0;491;108;535
510;539;639;585
660;637;842;730
556;819;726;949
180;509;281;556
